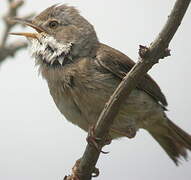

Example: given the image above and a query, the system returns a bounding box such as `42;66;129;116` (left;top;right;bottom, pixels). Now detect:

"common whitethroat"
10;4;191;165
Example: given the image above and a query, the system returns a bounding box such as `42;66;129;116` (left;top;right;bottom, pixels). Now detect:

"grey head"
11;4;99;67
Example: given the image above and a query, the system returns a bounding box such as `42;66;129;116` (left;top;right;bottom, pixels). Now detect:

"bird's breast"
48;81;90;131
44;58;165;138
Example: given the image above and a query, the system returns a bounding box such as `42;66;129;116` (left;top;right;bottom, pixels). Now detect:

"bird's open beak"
10;32;38;39
9;18;46;39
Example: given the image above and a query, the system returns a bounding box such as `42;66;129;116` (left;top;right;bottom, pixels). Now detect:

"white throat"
28;33;72;65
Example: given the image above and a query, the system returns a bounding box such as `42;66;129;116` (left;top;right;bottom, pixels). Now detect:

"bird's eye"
48;20;59;28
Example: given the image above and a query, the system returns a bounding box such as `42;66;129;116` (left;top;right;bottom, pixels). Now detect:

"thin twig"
0;0;34;64
65;0;191;179
1;0;24;46
0;41;27;64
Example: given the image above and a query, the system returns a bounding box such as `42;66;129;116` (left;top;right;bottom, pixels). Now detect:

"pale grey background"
0;0;191;180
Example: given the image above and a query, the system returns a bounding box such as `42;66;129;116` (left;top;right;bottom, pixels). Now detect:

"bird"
10;4;191;165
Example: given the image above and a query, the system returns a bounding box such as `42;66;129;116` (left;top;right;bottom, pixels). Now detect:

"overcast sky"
0;0;191;180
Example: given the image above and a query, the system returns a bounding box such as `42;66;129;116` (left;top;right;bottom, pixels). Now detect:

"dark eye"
48;20;59;28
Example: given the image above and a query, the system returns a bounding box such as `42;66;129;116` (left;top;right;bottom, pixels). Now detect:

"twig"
0;41;27;64
1;0;24;46
0;0;34;64
65;0;191;179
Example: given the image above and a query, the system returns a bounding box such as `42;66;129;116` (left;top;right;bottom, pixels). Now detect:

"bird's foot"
125;127;136;138
111;127;136;139
64;159;99;180
86;125;111;154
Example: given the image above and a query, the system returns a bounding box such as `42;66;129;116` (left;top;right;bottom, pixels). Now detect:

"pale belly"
48;80;165;139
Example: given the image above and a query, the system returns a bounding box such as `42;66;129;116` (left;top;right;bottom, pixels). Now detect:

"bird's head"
10;4;99;67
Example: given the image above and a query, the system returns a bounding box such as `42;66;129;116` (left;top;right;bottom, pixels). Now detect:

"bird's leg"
64;159;99;180
124;126;136;138
86;125;101;151
86;125;111;154
103;135;112;145
110;127;136;138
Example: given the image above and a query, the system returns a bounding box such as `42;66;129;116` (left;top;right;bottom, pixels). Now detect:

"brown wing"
96;43;168;107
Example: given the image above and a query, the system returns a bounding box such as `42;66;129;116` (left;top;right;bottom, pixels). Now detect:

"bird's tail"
147;118;191;165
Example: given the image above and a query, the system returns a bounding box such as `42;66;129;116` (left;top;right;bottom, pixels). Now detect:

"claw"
91;167;100;177
86;125;110;154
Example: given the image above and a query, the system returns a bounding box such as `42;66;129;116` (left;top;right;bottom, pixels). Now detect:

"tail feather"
147;118;191;165
168;120;191;150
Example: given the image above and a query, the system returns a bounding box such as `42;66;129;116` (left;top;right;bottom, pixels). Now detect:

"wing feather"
96;44;168;107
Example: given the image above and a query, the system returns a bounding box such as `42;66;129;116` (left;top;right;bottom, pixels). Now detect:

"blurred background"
0;0;191;180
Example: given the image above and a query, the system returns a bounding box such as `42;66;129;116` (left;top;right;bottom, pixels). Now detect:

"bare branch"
0;0;34;65
0;41;27;64
65;0;191;179
1;0;24;46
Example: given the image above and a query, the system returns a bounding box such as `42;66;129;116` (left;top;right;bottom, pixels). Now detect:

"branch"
65;0;191;179
0;41;27;64
2;0;24;46
0;0;34;64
